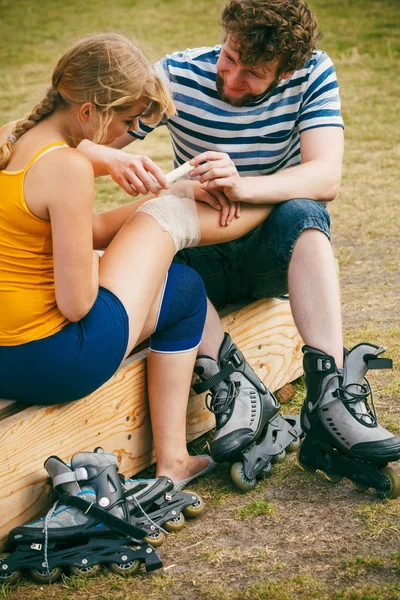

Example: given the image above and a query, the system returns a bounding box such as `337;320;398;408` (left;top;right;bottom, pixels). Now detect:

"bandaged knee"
136;180;201;253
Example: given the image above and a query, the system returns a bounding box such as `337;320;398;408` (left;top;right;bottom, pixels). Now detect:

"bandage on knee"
136;180;200;253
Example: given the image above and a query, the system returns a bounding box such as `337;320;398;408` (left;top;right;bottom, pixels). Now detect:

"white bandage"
165;161;193;184
136;180;200;253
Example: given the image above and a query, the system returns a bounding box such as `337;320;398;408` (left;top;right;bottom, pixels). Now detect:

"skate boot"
0;451;162;585
122;476;205;543
193;333;302;491
92;448;205;546
298;344;400;498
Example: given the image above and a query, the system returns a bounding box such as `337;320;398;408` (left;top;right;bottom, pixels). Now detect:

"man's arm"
189;126;344;204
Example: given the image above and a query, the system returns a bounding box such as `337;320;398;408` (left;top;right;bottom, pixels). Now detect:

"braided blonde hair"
0;33;175;169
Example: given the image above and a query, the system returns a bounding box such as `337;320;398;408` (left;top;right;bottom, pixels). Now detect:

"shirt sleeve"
127;58;171;140
298;52;344;132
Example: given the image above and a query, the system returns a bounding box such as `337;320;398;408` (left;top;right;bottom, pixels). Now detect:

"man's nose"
226;67;244;87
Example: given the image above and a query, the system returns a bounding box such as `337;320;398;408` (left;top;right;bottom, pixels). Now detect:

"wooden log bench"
0;297;303;549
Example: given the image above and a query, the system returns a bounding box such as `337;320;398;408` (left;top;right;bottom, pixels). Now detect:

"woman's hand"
106;149;169;196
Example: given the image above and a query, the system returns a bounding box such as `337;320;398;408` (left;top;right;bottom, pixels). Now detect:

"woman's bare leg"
98;202;272;480
99;212;175;355
147;348;209;480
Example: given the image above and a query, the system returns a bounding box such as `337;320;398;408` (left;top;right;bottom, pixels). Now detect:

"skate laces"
123;483;168;536
337;376;377;424
205;379;239;416
43;500;59;575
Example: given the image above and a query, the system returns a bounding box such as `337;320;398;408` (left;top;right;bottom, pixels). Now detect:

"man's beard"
216;74;279;107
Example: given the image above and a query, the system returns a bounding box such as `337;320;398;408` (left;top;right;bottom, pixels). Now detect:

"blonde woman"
0;33;271;486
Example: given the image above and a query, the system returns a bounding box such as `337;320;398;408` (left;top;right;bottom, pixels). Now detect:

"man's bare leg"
288;229;343;368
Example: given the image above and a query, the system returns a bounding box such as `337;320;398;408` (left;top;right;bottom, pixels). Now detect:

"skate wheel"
29;566;63;584
258;462;272;480
0;552;21;585
163;512;185;532
230;462;257;491
380;466;400;499
286;438;301;453
69;563;102;577
182;493;205;519
349;480;369;493
108;548;142;577
271;449;286;464
322;472;343;484
296;447;316;473
144;529;165;548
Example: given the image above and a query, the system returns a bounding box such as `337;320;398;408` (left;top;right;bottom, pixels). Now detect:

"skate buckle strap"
192;360;238;394
364;355;392;370
59;493;148;541
316;358;333;372
52;467;88;488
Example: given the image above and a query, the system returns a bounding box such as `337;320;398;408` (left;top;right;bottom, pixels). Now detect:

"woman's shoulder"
30;144;94;183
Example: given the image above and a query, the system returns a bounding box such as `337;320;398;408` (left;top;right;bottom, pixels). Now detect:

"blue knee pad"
150;262;207;353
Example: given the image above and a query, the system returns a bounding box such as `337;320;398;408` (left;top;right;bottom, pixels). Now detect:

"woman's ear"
78;102;96;122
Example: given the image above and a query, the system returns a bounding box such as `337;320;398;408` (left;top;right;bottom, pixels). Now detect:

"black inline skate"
193;333;302;491
298;344;400;498
0;451;162;585
122;477;205;543
93;449;205;547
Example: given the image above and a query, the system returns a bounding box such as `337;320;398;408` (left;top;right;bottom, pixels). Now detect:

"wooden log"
0;297;303;548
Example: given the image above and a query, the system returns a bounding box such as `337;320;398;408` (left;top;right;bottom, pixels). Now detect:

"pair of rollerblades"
193;334;400;498
0;448;204;585
193;333;302;491
298;343;400;498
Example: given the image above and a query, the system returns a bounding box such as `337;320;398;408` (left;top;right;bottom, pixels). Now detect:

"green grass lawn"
1;1;399;599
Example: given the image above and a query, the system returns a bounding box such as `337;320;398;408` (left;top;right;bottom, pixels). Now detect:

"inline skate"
122;478;205;543
298;344;400;498
193;333;302;491
0;450;162;585
92;449;205;546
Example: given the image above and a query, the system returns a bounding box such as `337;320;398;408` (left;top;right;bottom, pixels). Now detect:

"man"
81;0;400;495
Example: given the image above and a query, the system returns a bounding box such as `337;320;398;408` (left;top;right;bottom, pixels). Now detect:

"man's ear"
78;102;96;122
281;71;294;80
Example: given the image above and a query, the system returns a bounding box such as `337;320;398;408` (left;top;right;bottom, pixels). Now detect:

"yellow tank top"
0;142;70;345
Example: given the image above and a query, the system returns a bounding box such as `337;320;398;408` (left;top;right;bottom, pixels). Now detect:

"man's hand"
190;152;246;205
191;180;241;226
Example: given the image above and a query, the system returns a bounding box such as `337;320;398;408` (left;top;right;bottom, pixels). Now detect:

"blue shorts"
0;287;129;405
176;198;331;307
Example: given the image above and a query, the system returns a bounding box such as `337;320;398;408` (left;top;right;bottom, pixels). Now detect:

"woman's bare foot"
156;453;212;482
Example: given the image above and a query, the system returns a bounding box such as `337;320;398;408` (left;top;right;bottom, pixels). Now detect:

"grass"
1;0;400;599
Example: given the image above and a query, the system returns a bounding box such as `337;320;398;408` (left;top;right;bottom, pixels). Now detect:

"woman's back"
0;141;69;345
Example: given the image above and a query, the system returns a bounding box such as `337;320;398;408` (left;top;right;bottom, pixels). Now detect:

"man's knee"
268;199;331;264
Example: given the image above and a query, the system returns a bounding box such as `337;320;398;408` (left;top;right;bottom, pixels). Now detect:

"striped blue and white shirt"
130;45;344;175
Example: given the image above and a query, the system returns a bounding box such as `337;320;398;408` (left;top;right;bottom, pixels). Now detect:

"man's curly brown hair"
221;0;322;74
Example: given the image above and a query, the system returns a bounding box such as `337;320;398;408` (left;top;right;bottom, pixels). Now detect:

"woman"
0;33;271;486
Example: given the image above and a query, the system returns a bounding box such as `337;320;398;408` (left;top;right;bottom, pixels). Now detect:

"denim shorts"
176;198;331;307
0;287;129;405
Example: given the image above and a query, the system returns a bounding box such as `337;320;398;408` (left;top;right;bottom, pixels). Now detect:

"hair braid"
1;33;175;170
0;88;61;170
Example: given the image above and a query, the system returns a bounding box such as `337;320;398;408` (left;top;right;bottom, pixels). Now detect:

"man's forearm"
240;161;342;204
